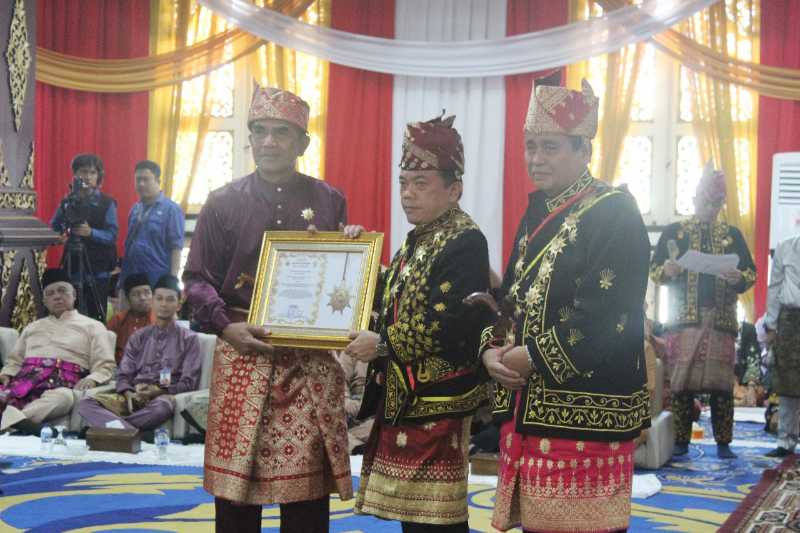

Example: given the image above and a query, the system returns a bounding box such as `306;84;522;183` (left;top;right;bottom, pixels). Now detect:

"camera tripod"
60;235;104;322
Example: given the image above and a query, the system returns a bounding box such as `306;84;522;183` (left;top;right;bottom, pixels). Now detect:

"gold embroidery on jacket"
599;269;616;290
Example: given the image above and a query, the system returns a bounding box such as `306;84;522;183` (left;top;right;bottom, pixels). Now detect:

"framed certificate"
248;231;384;349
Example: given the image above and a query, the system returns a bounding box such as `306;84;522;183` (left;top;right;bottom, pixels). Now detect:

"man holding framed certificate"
347;114;493;532
183;84;353;532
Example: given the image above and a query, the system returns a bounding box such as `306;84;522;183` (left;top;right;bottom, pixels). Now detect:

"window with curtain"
577;0;755;228
169;1;328;215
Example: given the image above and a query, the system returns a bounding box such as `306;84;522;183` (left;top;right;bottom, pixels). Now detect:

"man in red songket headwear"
346;114;493;532
183;84;353;532
651;162;756;459
481;80;651;533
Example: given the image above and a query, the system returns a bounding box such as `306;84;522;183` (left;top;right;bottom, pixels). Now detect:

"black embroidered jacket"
366;207;493;425
650;218;756;334
490;176;651;442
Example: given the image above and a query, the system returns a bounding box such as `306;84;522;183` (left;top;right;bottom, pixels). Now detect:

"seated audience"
107;273;155;364
0;269;115;433
78;275;201;432
335;351;373;454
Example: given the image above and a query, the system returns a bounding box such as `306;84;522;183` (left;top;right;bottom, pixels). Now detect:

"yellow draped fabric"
35;0;311;93
567;0;644;184
147;0;326;210
681;0;759;320
600;0;800;101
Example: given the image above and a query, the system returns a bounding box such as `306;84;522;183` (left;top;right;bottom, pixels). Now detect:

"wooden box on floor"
86;428;142;454
470;452;499;476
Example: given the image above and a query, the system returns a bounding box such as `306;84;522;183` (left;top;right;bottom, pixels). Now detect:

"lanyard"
526;188;590;245
516;188;592;285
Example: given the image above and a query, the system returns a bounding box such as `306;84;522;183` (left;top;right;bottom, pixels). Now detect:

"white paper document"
676;250;739;276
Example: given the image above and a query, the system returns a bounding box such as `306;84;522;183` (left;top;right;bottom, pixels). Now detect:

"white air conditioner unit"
769;152;800;250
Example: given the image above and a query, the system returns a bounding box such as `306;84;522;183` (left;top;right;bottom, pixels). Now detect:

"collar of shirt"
544;169;593;213
251;172;306;202
140;192;165;208
86;189;102;206
411;206;461;239
154;321;177;339
49;309;78;322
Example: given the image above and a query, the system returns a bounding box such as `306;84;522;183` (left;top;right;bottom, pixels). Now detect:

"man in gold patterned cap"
184;83;352;532
481;80;651;533
651;162;755;460
346;113;493;532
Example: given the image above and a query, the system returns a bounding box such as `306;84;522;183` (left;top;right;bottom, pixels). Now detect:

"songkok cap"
695;161;727;204
400;113;465;179
524;79;599;139
41;268;71;289
123;273;151;296
153;274;181;295
248;82;310;132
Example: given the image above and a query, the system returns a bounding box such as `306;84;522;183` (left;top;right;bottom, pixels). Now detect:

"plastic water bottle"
155;428;169;459
40;425;53;451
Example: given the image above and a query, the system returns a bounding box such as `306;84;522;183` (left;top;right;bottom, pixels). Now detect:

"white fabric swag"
391;0;506;271
198;0;719;78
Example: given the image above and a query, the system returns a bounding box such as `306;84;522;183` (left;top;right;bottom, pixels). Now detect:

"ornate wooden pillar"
1;0;58;329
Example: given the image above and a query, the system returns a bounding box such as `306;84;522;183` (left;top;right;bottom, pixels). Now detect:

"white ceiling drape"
390;0;506;269
197;0;719;78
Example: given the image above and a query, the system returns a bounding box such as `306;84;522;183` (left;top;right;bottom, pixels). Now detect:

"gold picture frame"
248;231;384;350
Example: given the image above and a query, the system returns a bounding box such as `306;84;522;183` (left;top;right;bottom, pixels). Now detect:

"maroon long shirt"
116;322;202;395
183;171;347;334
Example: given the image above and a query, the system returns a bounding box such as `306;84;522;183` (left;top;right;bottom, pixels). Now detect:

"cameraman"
50;153;118;323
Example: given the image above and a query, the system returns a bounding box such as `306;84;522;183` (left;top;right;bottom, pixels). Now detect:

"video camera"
60;176;92;228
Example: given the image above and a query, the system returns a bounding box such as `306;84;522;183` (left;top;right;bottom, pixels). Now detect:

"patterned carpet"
719;455;800;532
0;420;786;532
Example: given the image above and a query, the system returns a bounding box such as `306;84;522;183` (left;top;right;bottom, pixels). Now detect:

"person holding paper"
650;164;756;459
183;84;353;532
347;114;493;532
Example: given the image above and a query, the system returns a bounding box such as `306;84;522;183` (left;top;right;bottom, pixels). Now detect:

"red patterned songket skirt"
492;418;635;533
355;415;471;525
203;341;353;504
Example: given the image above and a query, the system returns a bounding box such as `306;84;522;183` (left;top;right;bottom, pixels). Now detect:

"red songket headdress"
400;113;465;179
524;79;599;139
248;82;310;132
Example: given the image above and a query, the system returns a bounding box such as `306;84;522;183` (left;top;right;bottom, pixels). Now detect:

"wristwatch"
376;340;389;358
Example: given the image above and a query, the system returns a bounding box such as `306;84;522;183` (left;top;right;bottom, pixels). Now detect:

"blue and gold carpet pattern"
0;421;784;532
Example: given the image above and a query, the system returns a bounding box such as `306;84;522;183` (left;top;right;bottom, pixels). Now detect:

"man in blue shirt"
119;160;184;305
51;153;118;323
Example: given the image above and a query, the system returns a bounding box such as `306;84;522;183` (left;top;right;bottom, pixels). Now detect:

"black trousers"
401;521;469;533
672;391;734;445
215;497;330;533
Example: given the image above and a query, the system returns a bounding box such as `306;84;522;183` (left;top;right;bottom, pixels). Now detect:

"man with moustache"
482;81;651;533
183;84;352;532
348;114;492;532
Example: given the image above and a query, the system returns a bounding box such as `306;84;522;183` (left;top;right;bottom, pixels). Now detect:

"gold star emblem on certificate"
327;282;352;314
